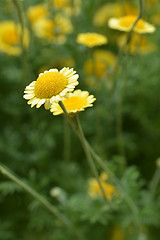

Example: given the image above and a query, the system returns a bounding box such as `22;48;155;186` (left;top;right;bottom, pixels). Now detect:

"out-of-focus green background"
0;0;160;239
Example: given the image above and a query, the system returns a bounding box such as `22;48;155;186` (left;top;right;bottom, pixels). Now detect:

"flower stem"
59;101;109;203
64;119;71;161
74;114;109;203
111;0;144;89
86;143;141;228
11;0;30;81
0;163;85;240
58;102;141;234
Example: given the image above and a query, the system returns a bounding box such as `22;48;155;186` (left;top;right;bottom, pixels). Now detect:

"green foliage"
0;0;160;239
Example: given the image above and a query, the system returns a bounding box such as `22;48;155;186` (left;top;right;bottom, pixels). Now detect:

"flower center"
34;72;68;98
62;96;88;110
2;29;19;45
119;16;145;29
28;6;47;23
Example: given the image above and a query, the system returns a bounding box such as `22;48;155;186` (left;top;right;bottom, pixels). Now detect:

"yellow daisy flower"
0;21;29;56
88;172;117;201
50;89;96;115
52;0;71;10
32;15;73;44
27;4;48;25
118;33;157;55
84;50;117;79
52;0;81;16
93;2;137;27
77;33;108;48
108;15;156;34
23;68;79;109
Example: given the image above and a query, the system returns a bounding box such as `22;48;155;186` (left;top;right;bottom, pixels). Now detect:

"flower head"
0;21;29;55
108;15;156;33
52;0;71;10
84;50;117;79
23;68;79;109
118;33;157;55
88;172;117;200
77;32;108;48
32;14;73;43
27;4;48;25
93;2;137;27
50;89;96;115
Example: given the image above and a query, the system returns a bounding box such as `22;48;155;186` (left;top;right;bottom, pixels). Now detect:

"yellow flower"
151;11;160;26
118;33;157;55
52;0;71;10
88;172;117;201
0;21;29;56
93;2;137;27
77;33;108;48
147;0;158;6
50;89;96;115
108;15;156;33
23;68;79;109
27;4;48;24
52;0;81;16
111;225;125;240
84;50;116;79
32;15;73;43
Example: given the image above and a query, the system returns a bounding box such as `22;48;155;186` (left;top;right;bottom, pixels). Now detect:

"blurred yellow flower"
23;68;79;109
108;15;156;33
118;33;157;55
77;33;108;47
50;89;96;115
147;0;158;6
151;11;160;26
52;0;71;10
88;172;117;200
27;4;48;24
52;0;81;16
84;50;117;80
93;2;137;27
111;225;125;240
32;15;73;43
0;21;29;56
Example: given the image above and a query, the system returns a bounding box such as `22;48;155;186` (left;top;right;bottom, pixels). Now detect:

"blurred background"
0;0;160;239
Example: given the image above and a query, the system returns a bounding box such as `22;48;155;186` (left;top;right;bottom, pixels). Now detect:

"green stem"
59;102;109;203
64;119;71;161
74;114;109;203
11;0;30;81
111;0;144;90
86;143;141;228
59;103;141;233
150;168;160;197
0;163;84;240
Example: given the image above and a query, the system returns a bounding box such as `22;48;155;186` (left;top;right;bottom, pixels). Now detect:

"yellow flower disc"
119;16;145;30
34;72;68;98
62;96;88;111
2;29;18;45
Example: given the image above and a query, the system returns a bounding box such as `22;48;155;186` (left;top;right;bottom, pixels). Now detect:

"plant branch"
0;163;84;240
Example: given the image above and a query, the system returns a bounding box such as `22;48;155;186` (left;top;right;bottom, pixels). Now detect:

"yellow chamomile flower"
88;172;117;201
77;33;108;48
93;2;137;27
23;68;79;109
84;50;117;80
50;89;96;115
27;4;48;25
0;21;29;56
118;33;157;55
32;14;73;44
52;0;81;16
52;0;71;10
108;15;156;34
